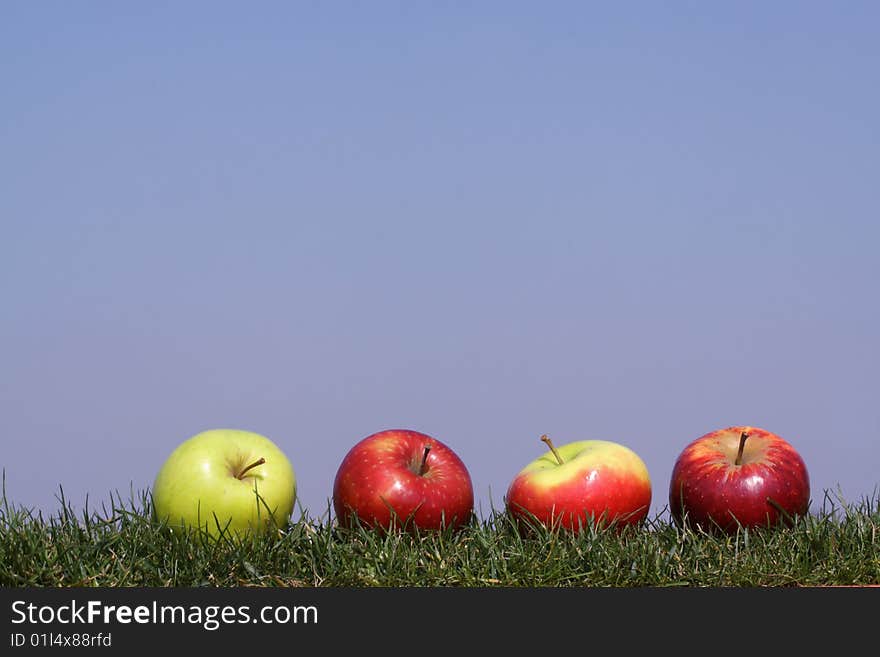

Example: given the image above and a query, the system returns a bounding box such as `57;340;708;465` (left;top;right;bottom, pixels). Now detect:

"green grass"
2;484;878;587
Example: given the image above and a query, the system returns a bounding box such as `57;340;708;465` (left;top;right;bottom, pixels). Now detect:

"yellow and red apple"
505;435;652;532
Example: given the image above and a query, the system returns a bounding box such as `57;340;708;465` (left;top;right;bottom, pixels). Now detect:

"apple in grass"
668;425;810;533
152;428;297;539
505;435;652;532
333;429;474;532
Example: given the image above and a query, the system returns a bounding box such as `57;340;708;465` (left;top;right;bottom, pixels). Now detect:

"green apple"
152;428;297;539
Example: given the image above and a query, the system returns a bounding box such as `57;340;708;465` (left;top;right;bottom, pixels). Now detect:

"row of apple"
151;425;811;538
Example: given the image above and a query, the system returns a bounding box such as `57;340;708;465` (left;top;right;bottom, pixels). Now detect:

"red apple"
668;425;810;533
332;429;475;531
505;435;652;533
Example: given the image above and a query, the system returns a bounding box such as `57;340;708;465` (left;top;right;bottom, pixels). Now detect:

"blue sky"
2;2;878;523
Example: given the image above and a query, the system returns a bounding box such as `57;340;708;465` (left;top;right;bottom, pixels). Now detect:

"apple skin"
152;428;297;539
505;439;652;533
332;429;475;532
668;426;810;533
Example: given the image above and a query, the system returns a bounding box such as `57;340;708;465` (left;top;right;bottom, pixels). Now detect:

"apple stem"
237;457;266;480
419;446;431;476
541;434;565;465
734;431;749;466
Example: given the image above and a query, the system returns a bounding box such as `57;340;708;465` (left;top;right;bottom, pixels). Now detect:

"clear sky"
2;2;878;524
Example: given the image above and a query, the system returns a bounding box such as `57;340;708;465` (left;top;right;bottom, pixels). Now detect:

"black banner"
0;586;872;651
